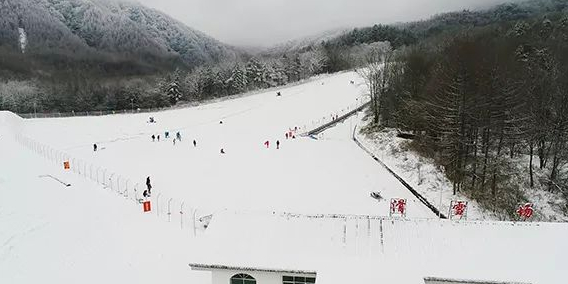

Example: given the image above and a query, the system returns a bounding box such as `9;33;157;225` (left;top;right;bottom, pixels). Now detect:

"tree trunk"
529;141;534;188
491;127;504;197
481;128;490;189
471;129;479;189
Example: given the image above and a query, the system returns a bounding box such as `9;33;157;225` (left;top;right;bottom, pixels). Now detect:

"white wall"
211;269;315;284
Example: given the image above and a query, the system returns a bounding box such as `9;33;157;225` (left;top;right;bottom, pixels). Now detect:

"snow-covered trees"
371;15;568;216
358;42;393;124
227;64;247;95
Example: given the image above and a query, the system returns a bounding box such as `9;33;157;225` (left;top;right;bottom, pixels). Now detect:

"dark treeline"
327;0;568;49
366;12;568;216
0;47;331;113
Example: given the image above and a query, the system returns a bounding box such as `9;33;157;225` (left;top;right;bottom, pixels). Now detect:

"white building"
188;211;567;284
190;263;316;284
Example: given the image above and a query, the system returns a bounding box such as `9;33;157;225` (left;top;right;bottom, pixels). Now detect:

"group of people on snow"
151;131;184;145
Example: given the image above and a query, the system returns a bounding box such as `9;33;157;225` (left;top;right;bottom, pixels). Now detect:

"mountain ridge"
0;0;236;76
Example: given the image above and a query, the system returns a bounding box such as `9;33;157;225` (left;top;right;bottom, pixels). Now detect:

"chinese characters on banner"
389;198;407;217
449;200;468;220
517;203;534;220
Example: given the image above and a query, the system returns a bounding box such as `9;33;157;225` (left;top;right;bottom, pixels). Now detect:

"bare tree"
357;42;393;125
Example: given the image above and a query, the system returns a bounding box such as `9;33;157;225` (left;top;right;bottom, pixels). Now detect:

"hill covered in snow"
0;0;236;76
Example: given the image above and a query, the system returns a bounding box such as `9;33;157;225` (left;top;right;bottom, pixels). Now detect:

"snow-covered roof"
189;210;567;284
189;263;316;275
423;277;531;284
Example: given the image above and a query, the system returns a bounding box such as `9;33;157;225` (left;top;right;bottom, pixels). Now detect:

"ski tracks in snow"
0;222;49;261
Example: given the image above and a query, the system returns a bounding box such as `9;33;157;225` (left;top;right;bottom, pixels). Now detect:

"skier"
93;143;97;152
264;140;269;148
276;91;281;96
165;131;170;138
276;140;280;149
220;148;225;154
193;140;197;147
173;138;176;145
176;132;181;141
146;176;152;195
157;135;160;142
285;133;289;139
152;135;155;142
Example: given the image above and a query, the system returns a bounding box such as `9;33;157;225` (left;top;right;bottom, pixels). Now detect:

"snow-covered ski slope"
17;71;436;218
0;127;206;284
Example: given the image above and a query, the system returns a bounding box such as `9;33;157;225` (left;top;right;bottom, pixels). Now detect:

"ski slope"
0;130;208;284
16;71;435;218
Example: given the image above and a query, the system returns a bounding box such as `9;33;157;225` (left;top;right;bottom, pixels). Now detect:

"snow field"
18;72;437;218
0;134;208;284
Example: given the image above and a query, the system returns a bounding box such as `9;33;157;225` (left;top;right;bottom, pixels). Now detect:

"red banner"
143;201;151;212
449;200;468;220
517;203;534;220
389;198;407;217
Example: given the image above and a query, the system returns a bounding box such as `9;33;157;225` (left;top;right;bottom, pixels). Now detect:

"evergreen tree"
227;64;247;94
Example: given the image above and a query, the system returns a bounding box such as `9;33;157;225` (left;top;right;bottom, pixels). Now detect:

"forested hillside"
0;0;240;112
359;3;568;218
0;0;234;73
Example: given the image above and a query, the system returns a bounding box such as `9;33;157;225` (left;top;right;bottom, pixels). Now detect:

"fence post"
117;175;122;193
180;202;185;229
125;179;131;198
167;198;173;222
95;167;101;184
156;193;162;217
192;209;197;236
134;183;139;201
109;173;115;190
102;169;108;187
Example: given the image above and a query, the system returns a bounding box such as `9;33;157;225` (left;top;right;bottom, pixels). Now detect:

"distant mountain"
0;0;236;77
324;0;568;49
265;28;349;54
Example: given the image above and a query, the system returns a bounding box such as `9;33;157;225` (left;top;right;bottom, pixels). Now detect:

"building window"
283;276;316;284
231;273;256;284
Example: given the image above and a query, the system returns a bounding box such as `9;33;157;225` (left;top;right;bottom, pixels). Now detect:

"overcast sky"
134;0;518;47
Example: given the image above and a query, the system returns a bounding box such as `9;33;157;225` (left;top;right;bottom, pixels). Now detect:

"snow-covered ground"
0;130;208;284
2;71;568;284
17;71;436;218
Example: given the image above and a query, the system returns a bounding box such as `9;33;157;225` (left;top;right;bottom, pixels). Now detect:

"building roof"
423;277;531;284
188;210;568;284
189;263;316;275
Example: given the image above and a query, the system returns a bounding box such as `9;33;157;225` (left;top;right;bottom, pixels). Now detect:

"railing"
14;134;208;236
350;123;447;219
